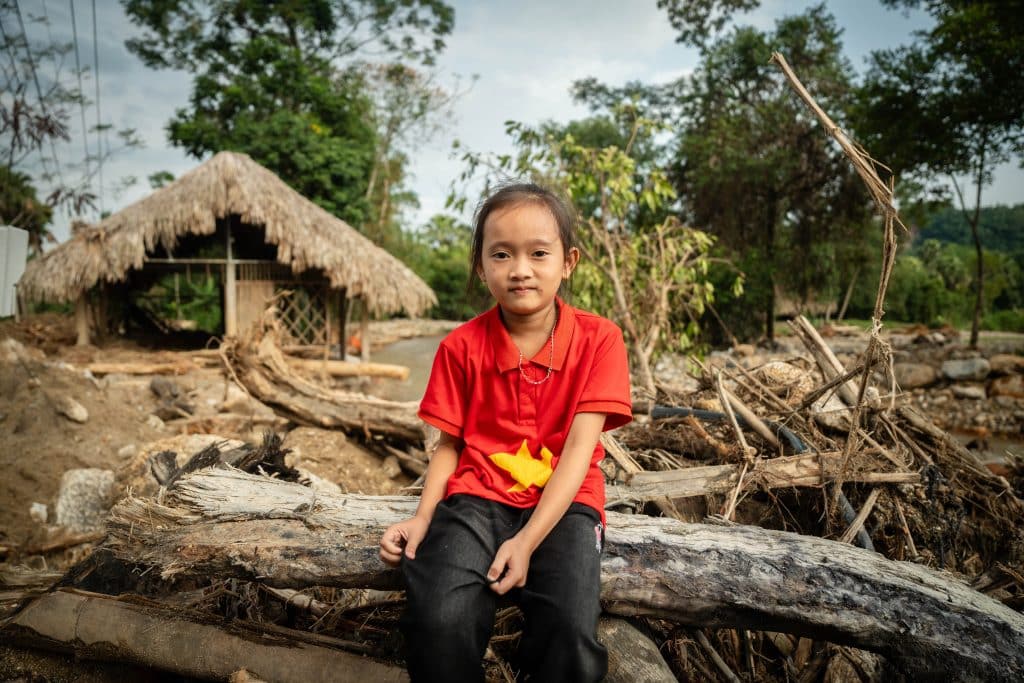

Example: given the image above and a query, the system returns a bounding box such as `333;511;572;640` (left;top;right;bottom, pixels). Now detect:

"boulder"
894;363;938;390
53;394;89;423
54;468;115;532
221;382;277;417
990;354;1024;376
951;385;986;400
941;357;991;381
990;375;1024;399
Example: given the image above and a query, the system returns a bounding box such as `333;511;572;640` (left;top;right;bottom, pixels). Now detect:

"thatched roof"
18;151;436;316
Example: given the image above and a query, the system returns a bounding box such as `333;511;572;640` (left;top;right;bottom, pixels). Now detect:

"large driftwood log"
1;588;405;682
103;468;1024;681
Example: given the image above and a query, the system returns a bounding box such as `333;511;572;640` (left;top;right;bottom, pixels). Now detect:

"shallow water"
365;333;446;402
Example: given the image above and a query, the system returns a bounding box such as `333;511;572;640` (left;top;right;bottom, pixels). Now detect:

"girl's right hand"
379;516;430;566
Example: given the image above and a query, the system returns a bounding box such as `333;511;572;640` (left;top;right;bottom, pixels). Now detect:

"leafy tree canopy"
122;0;455;225
916;204;1024;254
671;5;874;340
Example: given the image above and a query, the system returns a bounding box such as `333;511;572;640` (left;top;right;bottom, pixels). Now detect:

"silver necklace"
517;313;556;386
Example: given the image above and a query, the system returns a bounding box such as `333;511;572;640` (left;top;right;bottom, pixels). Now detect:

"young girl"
379;183;632;682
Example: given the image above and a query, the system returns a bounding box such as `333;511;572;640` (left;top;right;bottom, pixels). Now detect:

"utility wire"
0;7;52;176
13;0;65;186
90;0;102;213
68;0;90;181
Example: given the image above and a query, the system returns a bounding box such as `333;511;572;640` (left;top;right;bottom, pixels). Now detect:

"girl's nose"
509;255;531;278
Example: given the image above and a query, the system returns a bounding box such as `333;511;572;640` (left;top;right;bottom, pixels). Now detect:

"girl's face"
478;202;579;321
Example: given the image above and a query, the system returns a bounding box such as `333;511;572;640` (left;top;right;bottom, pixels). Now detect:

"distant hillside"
915;204;1024;253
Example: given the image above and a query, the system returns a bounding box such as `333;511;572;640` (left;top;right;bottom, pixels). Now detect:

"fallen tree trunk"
1;588;406;682
103;467;1024;681
286;358;410;380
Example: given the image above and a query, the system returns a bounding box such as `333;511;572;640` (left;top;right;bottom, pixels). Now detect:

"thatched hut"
18;151;436;350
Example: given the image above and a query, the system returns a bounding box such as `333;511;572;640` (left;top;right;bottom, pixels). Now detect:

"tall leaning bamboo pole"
769;53;905;514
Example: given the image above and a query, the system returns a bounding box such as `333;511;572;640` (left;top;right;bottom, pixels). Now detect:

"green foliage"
0;167;53;256
671;6;873;340
982;309;1024;333
136;273;223;333
917;204;1024;253
845;240;1023;328
123;0;455;225
402;214;488;320
855;0;1024;344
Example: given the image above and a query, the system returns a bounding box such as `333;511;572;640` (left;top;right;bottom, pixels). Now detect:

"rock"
117;443;137;460
29;502;48;524
381;455;403;479
756;361;816;405
887;333;914;349
53;394;89;423
221;382;276;417
733;343;756;357
951;385;986;400
990;354;1024;376
150;376;181;399
297;468;343;495
54;468;115;532
990;375;1024;399
894;363;938;390
941;357;991;381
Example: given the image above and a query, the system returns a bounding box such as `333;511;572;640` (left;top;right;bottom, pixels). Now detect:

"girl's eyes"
488;250;550;259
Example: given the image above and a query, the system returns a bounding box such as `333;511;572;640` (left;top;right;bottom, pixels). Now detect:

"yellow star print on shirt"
488;440;555;493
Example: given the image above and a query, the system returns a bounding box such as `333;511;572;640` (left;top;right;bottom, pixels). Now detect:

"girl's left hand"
487;535;532;595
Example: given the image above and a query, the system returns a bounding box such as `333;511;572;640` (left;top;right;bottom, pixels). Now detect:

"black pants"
401;495;607;682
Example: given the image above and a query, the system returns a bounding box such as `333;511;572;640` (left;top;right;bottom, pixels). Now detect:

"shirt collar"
490;298;576;374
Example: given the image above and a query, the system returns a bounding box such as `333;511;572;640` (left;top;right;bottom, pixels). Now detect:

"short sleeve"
418;339;466;437
577;323;633;431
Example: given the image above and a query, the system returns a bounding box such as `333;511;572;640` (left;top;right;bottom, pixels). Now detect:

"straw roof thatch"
18;151;436;316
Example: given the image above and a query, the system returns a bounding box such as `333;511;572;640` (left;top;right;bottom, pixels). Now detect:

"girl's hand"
487;535;532;595
379;516;430;567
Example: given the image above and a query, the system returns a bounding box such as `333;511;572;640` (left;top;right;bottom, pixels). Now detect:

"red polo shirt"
418;300;632;521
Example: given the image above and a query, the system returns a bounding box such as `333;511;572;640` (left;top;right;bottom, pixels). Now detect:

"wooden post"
338;288;347;359
224;218;237;337
75;293;90;346
360;299;370;363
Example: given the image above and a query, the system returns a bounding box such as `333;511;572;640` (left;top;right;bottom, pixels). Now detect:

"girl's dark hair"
468;182;578;292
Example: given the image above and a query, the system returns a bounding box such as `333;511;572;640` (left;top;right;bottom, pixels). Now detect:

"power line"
90;0;102;213
68;0;90;181
0;8;51;175
13;0;66;186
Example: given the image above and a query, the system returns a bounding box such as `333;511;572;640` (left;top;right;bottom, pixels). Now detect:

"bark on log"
287;358;410;380
608;451;918;504
223;333;423;441
1;588;406;683
102;467;1024;681
85;360;200;376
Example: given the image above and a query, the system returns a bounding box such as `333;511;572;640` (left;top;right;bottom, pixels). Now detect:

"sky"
15;0;1024;244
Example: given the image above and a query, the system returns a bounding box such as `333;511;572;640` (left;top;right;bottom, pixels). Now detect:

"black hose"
651;405;875;551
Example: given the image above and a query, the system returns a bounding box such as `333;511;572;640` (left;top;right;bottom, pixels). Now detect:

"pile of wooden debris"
3;306;1022;683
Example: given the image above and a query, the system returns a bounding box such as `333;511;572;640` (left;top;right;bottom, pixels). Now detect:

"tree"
362;63;469;251
0;166;53;254
854;0;1024;346
1;0;140;247
403;214;487;320
668;6;874;341
122;0;455;225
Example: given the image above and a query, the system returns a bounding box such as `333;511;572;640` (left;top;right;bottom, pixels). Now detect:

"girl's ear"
563;247;581;279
